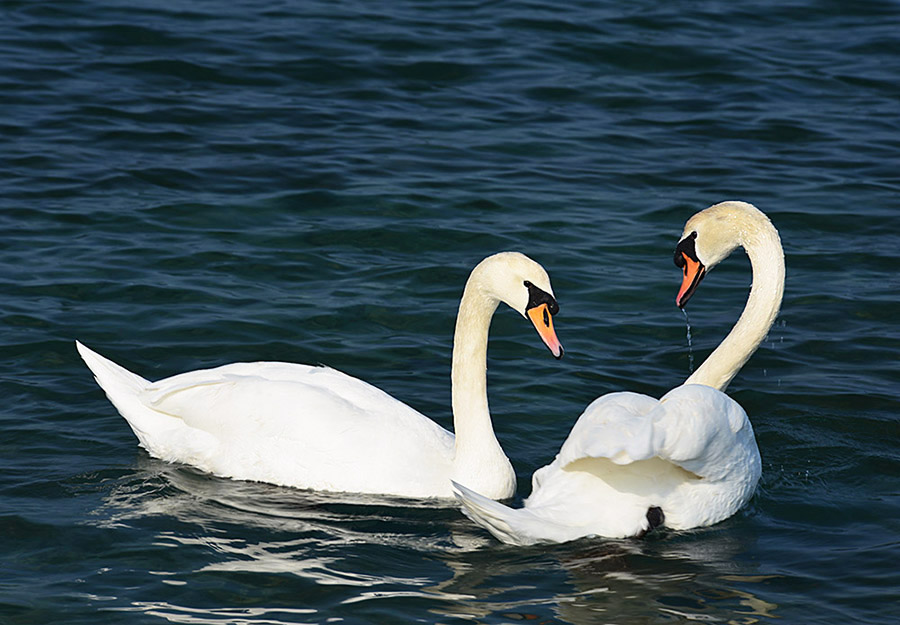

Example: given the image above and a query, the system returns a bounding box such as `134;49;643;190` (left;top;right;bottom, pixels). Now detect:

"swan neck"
451;284;501;455
685;223;784;392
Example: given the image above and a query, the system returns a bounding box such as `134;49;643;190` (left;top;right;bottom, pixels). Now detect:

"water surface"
2;1;899;623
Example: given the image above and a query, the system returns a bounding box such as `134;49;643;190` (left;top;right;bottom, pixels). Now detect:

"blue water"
2;1;899;623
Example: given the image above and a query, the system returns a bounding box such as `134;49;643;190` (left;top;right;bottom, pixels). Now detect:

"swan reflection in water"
94;456;779;624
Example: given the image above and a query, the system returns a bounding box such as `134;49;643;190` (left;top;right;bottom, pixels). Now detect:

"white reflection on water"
94;455;780;624
160;532;432;588
112;603;318;625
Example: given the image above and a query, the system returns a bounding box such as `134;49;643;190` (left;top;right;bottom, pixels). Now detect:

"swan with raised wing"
78;252;563;500
454;201;784;543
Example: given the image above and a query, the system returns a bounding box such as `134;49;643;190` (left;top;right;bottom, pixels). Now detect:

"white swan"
454;201;785;543
77;252;563;500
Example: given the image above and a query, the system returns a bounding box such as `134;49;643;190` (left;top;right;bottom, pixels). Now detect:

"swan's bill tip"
527;303;563;359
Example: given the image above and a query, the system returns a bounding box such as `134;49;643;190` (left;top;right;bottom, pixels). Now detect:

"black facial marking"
525;281;559;316
674;231;699;268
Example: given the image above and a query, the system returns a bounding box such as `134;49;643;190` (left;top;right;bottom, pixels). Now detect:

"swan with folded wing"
78;251;563;500
454;202;784;543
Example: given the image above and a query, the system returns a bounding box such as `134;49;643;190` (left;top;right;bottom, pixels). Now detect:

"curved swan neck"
450;281;502;457
685;216;785;392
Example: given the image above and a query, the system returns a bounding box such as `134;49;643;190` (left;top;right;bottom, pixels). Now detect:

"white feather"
455;202;783;543
77;252;562;500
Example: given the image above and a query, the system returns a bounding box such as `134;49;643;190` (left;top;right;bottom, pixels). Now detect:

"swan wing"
507;386;758;540
507;392;666;539
554;386;752;480
78;343;455;496
555;391;661;467
650;384;758;481
143;362;445;444
144;362;456;494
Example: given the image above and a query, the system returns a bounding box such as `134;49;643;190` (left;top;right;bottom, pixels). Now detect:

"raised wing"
555;385;752;480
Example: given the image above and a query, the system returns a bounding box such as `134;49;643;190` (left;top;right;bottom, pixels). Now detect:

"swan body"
454;201;784;543
78;252;563;500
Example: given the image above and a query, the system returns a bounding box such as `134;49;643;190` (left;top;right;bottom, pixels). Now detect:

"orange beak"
676;252;706;309
527;303;564;359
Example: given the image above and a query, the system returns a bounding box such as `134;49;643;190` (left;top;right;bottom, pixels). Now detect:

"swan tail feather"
75;341;178;450
452;481;557;546
76;341;150;395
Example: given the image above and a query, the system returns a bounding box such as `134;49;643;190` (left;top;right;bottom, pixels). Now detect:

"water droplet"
682;308;694;374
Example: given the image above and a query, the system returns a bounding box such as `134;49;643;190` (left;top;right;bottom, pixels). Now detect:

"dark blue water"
2;1;899;623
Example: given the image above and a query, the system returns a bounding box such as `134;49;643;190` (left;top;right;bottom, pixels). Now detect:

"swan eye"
523;280;533;288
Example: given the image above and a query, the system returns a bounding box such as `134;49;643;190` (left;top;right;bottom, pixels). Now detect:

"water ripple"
2;1;899;623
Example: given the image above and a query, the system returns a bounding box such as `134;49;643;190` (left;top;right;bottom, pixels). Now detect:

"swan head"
471;252;564;359
674;201;770;308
